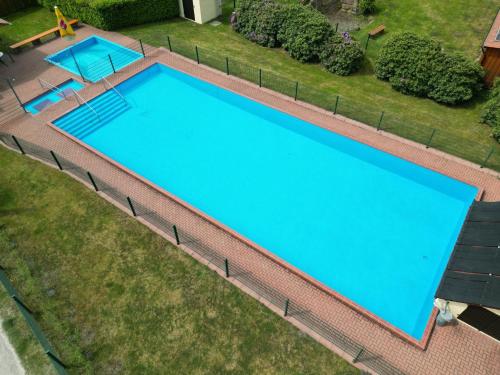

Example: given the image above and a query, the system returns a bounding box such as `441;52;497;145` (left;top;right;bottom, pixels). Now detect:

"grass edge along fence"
0;265;67;375
164;35;500;172
0;132;406;375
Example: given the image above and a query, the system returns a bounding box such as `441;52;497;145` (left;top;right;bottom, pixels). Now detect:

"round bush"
277;4;334;62
376;32;483;104
359;0;376;15
320;33;364;75
234;0;285;48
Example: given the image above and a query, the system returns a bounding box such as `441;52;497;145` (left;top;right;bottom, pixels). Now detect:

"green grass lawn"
0;145;358;374
0;7;55;48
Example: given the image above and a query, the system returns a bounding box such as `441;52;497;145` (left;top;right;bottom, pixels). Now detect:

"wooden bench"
10;19;79;53
368;24;385;38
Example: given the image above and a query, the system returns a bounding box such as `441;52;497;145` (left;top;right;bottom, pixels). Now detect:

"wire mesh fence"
0;131;405;375
165;35;500;172
0;266;67;375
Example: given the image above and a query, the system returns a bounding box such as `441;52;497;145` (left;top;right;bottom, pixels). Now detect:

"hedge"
481;79;500;141
37;0;179;30
375;32;484;105
0;0;37;17
234;0;363;74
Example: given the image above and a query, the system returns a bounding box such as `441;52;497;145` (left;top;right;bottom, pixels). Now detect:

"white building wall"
179;0;222;24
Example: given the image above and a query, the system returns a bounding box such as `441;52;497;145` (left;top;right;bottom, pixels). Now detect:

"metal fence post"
195;46;200;64
333;95;340;115
259;68;262;87
224;259;229;277
6;79;26;112
108;54;116;74
335;23;339;32
284;299;289;317
11;135;25;154
87;172;98;191
172;225;180;245
70;49;85;81
480;147;494;169
12;295;34;314
50;151;63;170
126;197;137;217
365;35;370;51
353;347;364;363
167;36;172;52
294;82;299;101
139;39;146;57
377;111;385;131
225;57;230;75
426;129;436;149
46;350;67;371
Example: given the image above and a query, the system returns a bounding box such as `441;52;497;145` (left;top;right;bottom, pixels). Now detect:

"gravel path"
0;320;25;375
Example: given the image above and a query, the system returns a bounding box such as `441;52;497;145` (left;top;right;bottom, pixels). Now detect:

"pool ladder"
71;89;100;122
100;76;129;107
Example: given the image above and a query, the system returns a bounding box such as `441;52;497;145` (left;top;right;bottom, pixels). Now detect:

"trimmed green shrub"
37;0;179;30
320;33;364;75
376;32;484;105
233;0;285;48
235;0;363;75
0;0;37;17
481;79;500;141
277;4;333;62
359;0;376;15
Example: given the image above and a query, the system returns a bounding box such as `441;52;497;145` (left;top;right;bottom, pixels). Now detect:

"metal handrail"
100;76;128;106
38;78;68;100
71;89;100;121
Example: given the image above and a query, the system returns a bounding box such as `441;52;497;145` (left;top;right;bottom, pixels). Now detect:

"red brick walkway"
1;26;499;375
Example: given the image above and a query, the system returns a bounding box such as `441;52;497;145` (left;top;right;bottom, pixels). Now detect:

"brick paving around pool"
0;25;499;375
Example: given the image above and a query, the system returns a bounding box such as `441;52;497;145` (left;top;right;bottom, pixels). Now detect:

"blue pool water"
45;35;142;82
24;79;84;114
54;63;477;340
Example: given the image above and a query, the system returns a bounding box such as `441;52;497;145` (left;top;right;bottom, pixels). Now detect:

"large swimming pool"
45;35;142;83
54;63;477;340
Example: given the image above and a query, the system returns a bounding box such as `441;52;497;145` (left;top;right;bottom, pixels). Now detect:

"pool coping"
43;59;473;350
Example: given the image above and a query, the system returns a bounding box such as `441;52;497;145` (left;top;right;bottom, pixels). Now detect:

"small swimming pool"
53;63;477;341
45;35;142;83
24;79;84;114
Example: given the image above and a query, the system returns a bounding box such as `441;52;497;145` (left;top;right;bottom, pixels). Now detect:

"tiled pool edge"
46;59;478;349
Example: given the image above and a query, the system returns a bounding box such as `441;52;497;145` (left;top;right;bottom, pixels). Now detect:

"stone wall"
307;0;359;14
341;0;359;13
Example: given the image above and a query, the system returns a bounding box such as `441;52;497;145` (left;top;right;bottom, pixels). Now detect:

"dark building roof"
435;202;500;309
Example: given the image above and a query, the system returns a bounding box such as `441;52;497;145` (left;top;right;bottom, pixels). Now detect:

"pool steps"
56;90;129;139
